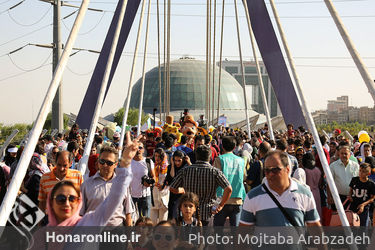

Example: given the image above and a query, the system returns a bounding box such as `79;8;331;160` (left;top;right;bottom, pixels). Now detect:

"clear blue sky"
0;0;374;125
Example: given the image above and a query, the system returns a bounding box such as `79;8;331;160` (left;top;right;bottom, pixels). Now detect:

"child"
175;192;202;226
348;163;375;226
151;221;178;250
131;217;154;250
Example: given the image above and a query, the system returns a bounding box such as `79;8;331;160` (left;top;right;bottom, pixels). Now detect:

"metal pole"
208;0;212;125
118;0;147;157
324;0;375;104
242;0;274;140
216;0;225;122
52;0;63;132
211;0;217;125
233;0;250;134
137;0;152;136
0;0;90;228
79;0;128;174
163;0;166;121
269;0;352;229
157;0;162;122
166;0;171;115
205;0;209;122
0;130;19;161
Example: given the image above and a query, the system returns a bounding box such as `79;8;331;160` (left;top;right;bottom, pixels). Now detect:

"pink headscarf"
46;188;83;226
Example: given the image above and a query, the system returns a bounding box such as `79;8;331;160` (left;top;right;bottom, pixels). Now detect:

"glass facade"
130;59;245;113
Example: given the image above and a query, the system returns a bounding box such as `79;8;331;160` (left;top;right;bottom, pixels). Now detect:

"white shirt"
292;168;306;185
44;142;54;154
130;159;154;198
330;159;359;195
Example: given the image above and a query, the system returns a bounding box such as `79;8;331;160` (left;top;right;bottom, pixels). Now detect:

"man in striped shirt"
240;150;320;226
38;151;83;212
170;145;232;226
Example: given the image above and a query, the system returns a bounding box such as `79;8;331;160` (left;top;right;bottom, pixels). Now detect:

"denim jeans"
132;196;151;218
213;204;242;226
358;206;369;227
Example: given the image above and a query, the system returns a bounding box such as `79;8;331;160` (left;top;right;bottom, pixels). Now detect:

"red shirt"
145;140;156;157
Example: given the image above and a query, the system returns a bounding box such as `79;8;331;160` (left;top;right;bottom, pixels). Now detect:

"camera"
141;175;155;186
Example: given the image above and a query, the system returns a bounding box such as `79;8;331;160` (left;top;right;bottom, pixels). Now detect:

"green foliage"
0;123;32;145
316;122;373;137
113;108;149;126
42;112;70;130
0;112;70;145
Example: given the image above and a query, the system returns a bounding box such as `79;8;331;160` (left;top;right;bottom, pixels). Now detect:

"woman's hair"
302;153;316;170
172;150;187;166
34;142;45;155
50;181;80;201
154;148;166;163
176;192;201;226
135;216;154;226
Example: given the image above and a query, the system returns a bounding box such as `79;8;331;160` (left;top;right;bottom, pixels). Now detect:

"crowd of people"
1;120;375;247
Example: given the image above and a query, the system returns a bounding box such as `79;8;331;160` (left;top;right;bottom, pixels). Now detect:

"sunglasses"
54;194;80;205
264;167;283;174
153;233;173;242
99;159;116;166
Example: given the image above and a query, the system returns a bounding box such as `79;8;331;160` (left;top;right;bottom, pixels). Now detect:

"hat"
334;129;341;135
8;147;18;153
113;132;120;138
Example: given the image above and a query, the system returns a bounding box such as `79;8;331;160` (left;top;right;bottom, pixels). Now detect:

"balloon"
359;133;370;143
208;126;215;133
358;130;368;138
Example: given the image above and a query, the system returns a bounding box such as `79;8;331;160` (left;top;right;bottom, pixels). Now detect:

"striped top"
240;178;320;226
169;161;230;221
38;167;83;207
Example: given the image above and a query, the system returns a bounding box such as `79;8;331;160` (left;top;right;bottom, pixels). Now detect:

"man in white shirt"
80;146;134;226
130;142;155;218
328;145;359;209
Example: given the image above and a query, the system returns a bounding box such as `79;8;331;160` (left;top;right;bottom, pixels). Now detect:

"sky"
0;0;375;125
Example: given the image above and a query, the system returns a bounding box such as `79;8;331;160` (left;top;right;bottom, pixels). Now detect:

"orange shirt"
38;167;83;208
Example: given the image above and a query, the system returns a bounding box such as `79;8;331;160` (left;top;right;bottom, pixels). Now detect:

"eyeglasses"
153;233;173;242
99;159;116;166
54;194;80;205
264;167;283;174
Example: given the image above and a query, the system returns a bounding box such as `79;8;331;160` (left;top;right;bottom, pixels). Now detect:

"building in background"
312;95;375;125
220;60;281;118
129;58;262;124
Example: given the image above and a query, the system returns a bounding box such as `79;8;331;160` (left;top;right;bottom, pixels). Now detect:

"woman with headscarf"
303;152;322;219
150;148;170;224
163;150;190;219
294;146;305;167
24;152;50;205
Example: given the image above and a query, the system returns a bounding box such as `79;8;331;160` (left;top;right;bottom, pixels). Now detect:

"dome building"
129;58;260;124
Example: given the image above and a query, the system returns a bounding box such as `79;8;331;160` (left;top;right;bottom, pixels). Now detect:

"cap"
8;147;18;153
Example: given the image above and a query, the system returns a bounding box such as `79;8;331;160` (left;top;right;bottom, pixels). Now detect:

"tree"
113;108;149;126
0;123;32;145
43;112;70;130
316;122;372;137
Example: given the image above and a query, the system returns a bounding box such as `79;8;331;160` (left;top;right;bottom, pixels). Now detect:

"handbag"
262;184;299;226
329;198;360;226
